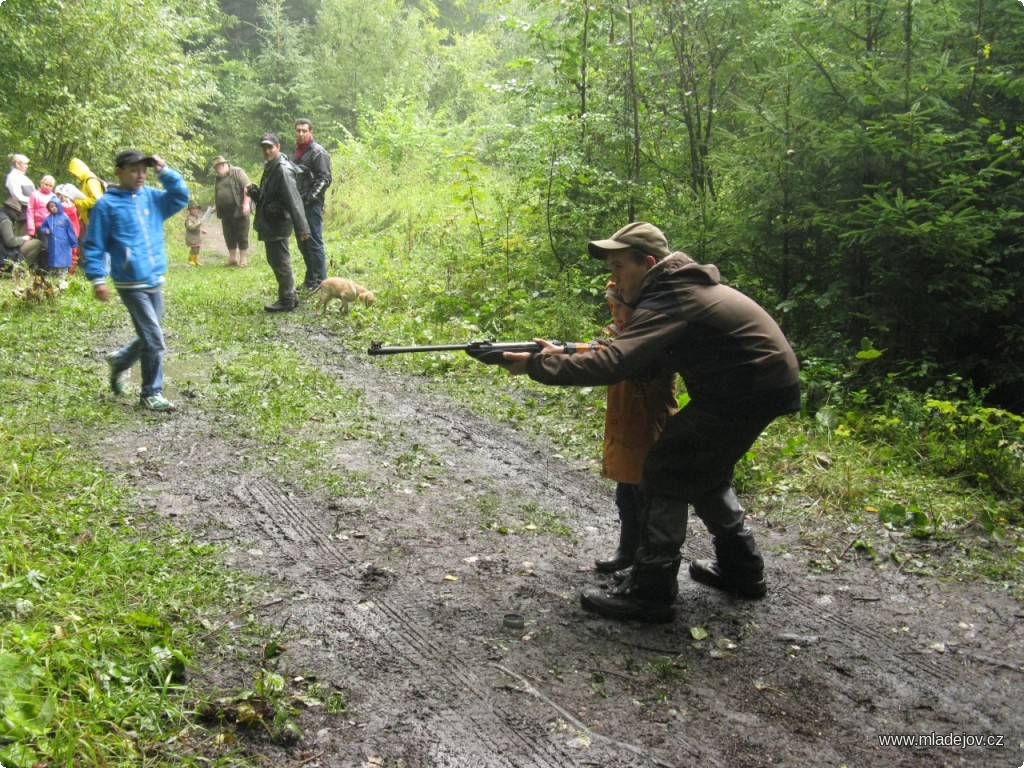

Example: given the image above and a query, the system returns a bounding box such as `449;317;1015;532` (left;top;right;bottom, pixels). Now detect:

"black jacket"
292;139;332;204
251;153;309;242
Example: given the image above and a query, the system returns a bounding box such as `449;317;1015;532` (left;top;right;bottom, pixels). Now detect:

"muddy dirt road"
96;233;1023;767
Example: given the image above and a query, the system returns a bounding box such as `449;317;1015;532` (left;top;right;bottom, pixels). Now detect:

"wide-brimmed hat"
211;155;228;168
588;222;671;260
4;196;21;211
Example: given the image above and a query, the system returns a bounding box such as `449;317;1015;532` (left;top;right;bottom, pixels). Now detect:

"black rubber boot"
264;292;299;312
581;551;681;623
594;516;641;573
689;527;767;599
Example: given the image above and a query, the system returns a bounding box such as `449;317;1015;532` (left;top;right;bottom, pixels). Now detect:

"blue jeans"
296;200;326;287
112;287;166;397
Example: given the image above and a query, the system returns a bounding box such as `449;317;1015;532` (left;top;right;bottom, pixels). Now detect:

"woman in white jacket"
5;154;35;233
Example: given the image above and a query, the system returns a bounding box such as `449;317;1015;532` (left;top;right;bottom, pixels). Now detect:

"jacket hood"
639;251;720;296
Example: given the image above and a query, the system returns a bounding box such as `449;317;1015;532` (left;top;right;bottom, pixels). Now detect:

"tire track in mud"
771;576;961;684
321;357;722;763
233;474;688;767
326;355;1000;761
107;325;1023;767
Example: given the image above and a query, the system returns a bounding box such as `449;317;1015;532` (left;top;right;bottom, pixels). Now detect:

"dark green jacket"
252;153;308;242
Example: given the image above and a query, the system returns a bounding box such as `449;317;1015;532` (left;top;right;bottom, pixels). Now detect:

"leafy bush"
919;398;1024;496
802;348;1023;526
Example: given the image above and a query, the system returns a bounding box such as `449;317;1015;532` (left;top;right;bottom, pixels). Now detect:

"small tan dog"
316;277;376;313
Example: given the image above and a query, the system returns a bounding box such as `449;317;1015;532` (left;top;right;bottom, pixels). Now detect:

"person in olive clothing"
0;196;42;271
211;154;251;267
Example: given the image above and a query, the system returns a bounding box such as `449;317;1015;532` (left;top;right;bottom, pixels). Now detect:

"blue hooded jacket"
41;195;78;269
83;165;189;290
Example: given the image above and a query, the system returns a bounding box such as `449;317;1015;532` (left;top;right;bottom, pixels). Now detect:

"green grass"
0;258;311;767
0;387;244;764
1;220;1022;764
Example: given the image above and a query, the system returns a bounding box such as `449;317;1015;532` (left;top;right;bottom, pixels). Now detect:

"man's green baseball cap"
588;221;671;260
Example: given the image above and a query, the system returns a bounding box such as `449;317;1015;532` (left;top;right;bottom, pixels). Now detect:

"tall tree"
0;0;220;175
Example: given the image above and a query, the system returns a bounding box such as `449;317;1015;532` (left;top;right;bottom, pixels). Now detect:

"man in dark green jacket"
248;133;309;312
495;222;801;623
0;197;42;271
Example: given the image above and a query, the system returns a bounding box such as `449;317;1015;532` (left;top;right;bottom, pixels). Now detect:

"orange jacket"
559;336;677;485
602;368;677;484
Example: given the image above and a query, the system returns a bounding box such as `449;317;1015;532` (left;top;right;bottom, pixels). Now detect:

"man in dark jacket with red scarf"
494;222;801;623
292;117;332;292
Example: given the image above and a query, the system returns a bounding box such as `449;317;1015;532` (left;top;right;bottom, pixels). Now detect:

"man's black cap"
114;149;157;168
259;133;280;147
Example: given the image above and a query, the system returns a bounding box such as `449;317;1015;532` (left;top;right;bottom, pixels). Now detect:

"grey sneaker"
107;356;129;396
140;393;176;412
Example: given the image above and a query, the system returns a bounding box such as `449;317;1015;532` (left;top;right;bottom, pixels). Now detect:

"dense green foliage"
2;3;1022;758
0;0;221;172
3;0;1021;407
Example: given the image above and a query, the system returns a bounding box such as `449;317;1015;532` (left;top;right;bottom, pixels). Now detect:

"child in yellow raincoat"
68;157;107;241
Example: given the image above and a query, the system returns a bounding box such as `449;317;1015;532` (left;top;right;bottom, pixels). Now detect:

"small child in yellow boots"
184;201;206;266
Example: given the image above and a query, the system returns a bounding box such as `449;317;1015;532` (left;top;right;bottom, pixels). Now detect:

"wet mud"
93;231;1023;767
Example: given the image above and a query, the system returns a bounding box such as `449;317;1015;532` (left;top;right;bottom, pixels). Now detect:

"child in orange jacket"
540;283;678;572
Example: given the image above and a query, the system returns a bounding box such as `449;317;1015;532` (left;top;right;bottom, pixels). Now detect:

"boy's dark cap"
114;149;157;168
588;222;671;260
259;133;280;147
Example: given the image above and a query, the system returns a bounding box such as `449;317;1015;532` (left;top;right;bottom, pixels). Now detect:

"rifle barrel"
367;341;543;356
368;343;472;355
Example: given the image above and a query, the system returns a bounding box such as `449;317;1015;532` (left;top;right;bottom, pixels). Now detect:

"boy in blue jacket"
83;149;190;411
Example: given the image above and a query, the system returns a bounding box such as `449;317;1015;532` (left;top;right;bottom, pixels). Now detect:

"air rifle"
368;339;555;365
